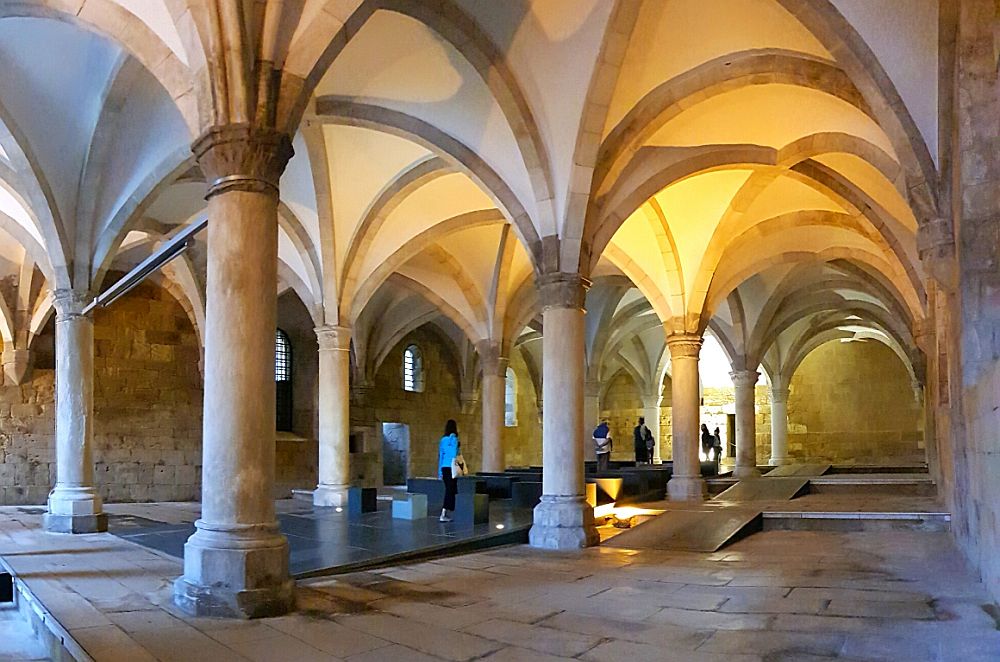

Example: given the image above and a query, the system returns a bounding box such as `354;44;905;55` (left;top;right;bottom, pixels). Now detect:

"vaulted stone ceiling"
0;0;940;389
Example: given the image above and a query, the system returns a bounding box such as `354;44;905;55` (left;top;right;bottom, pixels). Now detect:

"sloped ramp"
714;477;810;502
766;463;831;477
605;507;761;552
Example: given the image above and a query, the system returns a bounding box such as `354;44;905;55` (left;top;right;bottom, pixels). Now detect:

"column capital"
460;390;480;415
770;387;790;404
315;325;351;351
584;379;601;398
537;272;590;311
641;394;661;410
193;124;294;199
52;289;91;320
730;370;759;388
666;333;702;359
475;341;508;377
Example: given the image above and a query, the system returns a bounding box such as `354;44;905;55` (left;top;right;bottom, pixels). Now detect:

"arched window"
403;344;424;392
275;329;293;431
504;366;517;427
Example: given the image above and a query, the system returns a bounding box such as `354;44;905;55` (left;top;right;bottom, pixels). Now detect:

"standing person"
634;417;654;465
701;423;714;460
645;419;656;464
438;419;461;522
594;420;612;472
712;427;723;465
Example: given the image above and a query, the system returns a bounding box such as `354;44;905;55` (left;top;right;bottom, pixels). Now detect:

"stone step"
762;510;950;532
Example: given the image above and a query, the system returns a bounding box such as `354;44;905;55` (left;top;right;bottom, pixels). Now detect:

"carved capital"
475;341;508;377
730;370;759;389
315;325;351;351
666;333;702;359
537;273;590;311
460;390;479;415
770;387;790;404
193;125;294;199
52;289;90;321
350;382;373;406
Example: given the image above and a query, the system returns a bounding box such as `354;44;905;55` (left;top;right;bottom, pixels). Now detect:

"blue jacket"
438;433;459;478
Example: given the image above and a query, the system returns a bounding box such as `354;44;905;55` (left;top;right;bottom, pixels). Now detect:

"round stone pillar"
731;370;761;478
174;126;294;619
529;274;598;549
769;387;791;466
583;380;600;462
314;325;351;507
641;395;661;463
666;334;706;501
45;290;106;533
478;342;508;473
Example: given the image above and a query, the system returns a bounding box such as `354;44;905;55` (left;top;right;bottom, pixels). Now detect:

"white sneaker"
439;514;452;522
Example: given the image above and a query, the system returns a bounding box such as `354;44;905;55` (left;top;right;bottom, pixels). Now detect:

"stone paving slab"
765;464;832;477
714;477;810;502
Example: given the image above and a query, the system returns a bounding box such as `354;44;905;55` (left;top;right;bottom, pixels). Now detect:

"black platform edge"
292;522;531;580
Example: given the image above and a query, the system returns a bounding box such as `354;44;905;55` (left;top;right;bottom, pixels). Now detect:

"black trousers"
597;452;610;472
441;467;457;511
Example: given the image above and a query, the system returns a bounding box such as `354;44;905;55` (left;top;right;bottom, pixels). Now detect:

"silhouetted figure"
634;417;654;464
594;420;612;472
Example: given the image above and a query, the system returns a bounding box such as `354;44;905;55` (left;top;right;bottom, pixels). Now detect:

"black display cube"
454;492;489;525
348;487;377;518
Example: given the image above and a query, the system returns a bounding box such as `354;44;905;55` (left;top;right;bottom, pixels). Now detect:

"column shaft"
529;274;598;549
666;334;705;500
45;291;106;533
174;126;294;619
642;396;661;464
732;370;761;478
314;325;351;506
478;342;508;473
769;387;791;466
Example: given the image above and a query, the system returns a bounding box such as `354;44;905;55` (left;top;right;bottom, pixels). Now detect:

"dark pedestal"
512;481;542;509
455;493;489;526
457;477;487;494
407;478;445;511
348;487;377;518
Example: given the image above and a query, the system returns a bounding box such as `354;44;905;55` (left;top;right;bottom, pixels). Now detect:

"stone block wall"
501;350;541;467
783;341;924;464
0;280;205;505
600;372;671;462
370;328;481;479
274;292;319;496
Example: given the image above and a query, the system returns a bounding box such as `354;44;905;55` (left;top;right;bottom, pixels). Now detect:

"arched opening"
403;343;424;393
504;366;517;427
275;328;293;432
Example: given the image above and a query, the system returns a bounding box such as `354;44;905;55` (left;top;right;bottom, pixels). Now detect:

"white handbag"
451;454;467;477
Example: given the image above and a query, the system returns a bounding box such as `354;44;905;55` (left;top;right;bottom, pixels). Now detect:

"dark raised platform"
109;499;532;579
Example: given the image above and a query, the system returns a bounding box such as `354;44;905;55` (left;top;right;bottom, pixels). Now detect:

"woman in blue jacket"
438;419;462;522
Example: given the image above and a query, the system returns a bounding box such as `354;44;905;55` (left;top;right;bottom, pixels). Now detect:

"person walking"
594;420;612;472
634;417;654;465
438;419;463;522
645;419;656;464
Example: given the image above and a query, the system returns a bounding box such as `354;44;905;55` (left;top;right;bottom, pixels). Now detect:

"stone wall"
501;350;541;467
600;372;671;462
369;327;481;480
783;341;924;464
274;292;319;496
0;280;205;505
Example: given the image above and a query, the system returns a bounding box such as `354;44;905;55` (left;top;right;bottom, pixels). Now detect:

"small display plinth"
348;487;377;518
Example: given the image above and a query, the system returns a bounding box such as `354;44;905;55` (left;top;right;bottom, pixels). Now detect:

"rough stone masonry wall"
782;341;924;464
950;0;1000;605
273;292;319;496
0;280;204;505
600;372;672;462
370;328;481;479
501;349;541;467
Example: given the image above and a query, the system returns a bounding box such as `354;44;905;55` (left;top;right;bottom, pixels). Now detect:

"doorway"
382;423;410;486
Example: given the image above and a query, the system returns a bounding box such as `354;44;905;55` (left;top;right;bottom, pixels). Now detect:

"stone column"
314;325;351;507
478;342;508;473
666;334;705;500
583;380;600;462
174;126;294;619
731;370;761;478
45;290;106;533
529;274;598;549
642;395;661;463
769;387;791;466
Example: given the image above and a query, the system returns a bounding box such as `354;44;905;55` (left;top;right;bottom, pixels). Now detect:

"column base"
45;487;107;533
312;484;348;507
733;466;762;479
529;496;598;549
667;476;706;501
173;521;294;619
769;456;791;466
